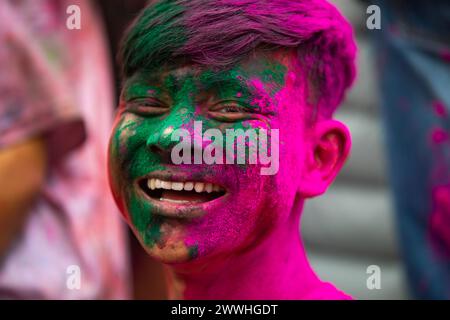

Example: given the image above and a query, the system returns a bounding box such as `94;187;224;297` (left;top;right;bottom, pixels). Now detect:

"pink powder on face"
249;78;272;109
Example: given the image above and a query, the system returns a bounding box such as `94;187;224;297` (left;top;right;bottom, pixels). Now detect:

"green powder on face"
188;245;199;259
128;192;162;247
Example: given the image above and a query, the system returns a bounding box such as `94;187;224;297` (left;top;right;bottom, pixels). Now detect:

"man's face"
108;51;313;264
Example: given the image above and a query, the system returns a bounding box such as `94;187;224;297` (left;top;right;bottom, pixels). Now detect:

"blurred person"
371;0;450;299
0;0;129;299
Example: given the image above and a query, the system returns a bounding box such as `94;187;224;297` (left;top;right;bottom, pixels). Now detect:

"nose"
146;122;207;165
146;126;179;163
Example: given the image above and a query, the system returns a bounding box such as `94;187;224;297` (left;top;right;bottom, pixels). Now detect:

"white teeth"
161;181;172;190
147;179;155;190
146;179;223;194
194;182;205;193
171;182;184;191
184;182;194;191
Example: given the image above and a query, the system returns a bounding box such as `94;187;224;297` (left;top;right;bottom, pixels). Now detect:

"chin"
139;234;197;264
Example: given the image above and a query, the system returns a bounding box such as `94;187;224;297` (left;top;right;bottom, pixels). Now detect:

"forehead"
123;50;296;93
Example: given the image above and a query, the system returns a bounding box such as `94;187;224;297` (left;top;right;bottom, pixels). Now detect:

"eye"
125;98;168;117
209;102;254;122
215;104;241;112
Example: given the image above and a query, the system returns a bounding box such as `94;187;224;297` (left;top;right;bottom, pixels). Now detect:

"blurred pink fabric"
0;0;130;299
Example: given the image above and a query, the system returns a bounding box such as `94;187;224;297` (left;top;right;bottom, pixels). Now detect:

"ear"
298;120;351;198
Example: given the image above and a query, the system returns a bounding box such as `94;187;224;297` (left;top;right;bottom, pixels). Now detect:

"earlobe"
299;120;351;198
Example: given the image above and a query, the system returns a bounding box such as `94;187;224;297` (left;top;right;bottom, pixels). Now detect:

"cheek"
108;119;134;186
108;120;127;193
276;132;307;205
110;115;167;180
263;117;308;212
166;161;261;257
278;93;310;175
109;115;140;167
108;115;149;218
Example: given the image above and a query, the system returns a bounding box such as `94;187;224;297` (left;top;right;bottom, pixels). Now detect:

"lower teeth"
140;180;224;203
159;198;192;203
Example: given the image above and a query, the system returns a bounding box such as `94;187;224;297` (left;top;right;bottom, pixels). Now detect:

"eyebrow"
199;72;255;97
122;72;160;99
123;69;268;104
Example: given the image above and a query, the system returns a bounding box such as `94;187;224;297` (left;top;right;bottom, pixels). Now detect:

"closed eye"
208;102;256;122
215;105;249;113
125;98;169;116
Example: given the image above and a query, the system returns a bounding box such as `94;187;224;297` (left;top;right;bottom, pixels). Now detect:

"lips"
134;170;229;218
140;178;226;204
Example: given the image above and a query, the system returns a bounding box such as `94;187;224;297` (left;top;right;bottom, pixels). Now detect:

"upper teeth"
147;179;223;193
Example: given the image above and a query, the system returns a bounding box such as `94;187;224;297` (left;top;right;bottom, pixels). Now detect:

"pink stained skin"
109;49;353;299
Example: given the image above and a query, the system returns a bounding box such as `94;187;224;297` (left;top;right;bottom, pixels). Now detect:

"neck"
164;198;321;299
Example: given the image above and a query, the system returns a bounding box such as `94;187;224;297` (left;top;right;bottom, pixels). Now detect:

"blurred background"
0;0;448;299
304;0;450;299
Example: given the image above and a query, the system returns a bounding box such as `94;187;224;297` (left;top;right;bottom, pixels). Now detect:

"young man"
108;0;357;299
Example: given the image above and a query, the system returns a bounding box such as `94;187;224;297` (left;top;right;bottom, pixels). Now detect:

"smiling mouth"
139;178;226;204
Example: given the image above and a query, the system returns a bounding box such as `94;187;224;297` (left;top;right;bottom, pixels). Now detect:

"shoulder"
303;282;353;300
